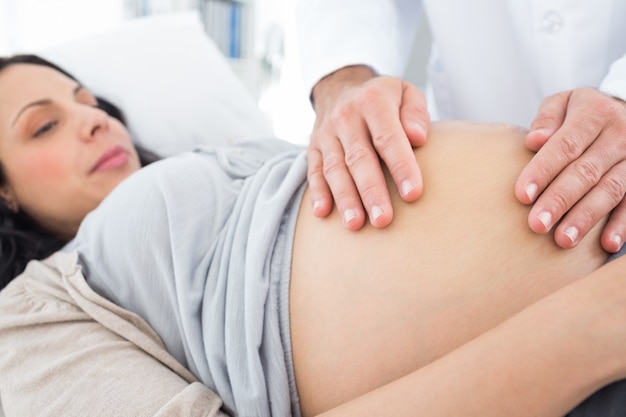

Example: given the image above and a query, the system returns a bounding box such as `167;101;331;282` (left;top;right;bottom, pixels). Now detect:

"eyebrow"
11;84;84;127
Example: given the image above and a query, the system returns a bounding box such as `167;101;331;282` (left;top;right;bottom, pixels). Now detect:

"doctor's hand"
308;65;429;230
515;88;626;252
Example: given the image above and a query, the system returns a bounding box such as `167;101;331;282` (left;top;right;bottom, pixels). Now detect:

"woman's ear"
0;187;18;213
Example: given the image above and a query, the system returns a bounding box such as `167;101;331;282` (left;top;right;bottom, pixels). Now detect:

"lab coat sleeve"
296;0;423;96
599;54;626;102
0;251;229;417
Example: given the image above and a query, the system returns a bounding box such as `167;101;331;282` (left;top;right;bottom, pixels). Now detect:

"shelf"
200;0;251;59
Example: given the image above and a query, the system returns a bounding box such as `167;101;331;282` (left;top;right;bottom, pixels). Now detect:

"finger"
551;161;626;249
359;81;424;204
306;145;333;217
526;134;614;235
333;106;394;228
367;115;423;204
525;91;570;152
399;82;430;148
315;131;368;230
516;92;602;206
601;188;626;253
516;92;570;204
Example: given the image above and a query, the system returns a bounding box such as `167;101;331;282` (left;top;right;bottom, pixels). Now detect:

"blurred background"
0;0;431;145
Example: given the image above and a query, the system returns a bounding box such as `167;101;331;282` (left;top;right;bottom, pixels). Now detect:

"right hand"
308;65;430;230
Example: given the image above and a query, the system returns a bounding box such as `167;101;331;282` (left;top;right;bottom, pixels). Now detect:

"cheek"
7;147;89;233
8;148;74;197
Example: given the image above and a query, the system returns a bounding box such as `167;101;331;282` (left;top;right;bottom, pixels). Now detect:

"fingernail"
563;226;579;244
525;183;538;202
313;199;323;211
401;179;416;198
343;208;357;225
371;205;384;222
537;211;552;230
612;234;623;251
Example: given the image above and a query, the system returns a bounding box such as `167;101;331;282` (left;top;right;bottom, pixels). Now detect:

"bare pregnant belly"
289;121;609;416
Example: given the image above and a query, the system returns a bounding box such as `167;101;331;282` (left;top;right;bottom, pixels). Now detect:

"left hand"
515;88;626;252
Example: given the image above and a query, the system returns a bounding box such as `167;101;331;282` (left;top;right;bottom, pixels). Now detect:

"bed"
37;10;274;157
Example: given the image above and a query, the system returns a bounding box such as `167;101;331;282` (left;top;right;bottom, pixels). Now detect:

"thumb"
399;82;430;147
526;91;570;151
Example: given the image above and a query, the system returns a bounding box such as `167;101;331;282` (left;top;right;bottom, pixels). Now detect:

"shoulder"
0;251;81;315
88;138;303;229
117;138;301;200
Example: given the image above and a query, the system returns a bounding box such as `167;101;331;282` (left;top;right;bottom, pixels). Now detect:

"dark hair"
0;54;161;289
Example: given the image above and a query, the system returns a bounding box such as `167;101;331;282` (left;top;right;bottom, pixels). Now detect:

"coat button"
541;11;564;33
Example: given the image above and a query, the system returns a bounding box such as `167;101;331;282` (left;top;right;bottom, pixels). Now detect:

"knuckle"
576;205;599;231
306;146;321;161
371;128;399;152
577;91;618;127
572;159;601;185
357;82;385;105
332;186;353;204
558;134;584;160
358;80;402;114
358;182;381;205
328;106;352;128
306;149;322;170
344;145;372;171
387;160;410;181
321;153;346;177
596;94;620;118
598;175;626;207
306;160;323;179
549;189;573;214
604;102;626;140
353;88;384;117
616;125;626;146
532;159;558;183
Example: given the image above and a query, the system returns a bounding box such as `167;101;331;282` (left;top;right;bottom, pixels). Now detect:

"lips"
90;145;129;174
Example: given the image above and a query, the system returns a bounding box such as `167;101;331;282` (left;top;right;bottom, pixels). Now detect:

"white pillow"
36;11;273;157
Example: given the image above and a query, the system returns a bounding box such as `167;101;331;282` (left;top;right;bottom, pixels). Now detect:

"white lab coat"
296;0;626;127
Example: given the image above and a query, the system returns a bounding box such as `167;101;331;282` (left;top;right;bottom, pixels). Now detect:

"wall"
0;0;124;54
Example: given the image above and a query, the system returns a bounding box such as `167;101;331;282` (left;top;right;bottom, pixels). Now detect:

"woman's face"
0;63;141;239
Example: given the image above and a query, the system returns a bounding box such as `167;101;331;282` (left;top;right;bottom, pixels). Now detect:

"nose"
78;105;110;142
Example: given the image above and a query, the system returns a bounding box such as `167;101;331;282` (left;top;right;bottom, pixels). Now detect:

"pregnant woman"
0;54;625;417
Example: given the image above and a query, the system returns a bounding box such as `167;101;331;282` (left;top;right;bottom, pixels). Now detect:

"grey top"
67;138;307;417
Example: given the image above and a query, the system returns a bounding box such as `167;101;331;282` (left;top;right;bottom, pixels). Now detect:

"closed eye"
34;121;58;138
